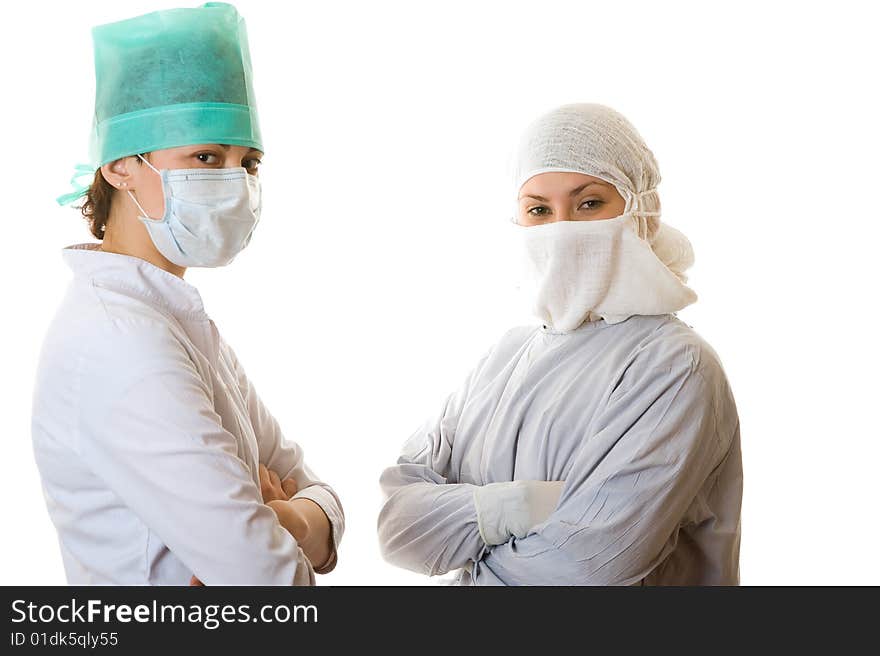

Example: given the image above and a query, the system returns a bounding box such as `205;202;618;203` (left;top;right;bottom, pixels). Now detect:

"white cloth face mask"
127;154;261;268
520;212;697;331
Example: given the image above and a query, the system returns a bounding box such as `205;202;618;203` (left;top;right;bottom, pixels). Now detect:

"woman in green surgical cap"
32;3;344;585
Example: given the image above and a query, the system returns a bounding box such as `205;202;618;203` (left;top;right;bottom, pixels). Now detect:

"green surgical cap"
59;2;262;205
91;1;262;166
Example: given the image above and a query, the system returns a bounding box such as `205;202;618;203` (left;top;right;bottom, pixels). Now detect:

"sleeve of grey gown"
471;348;739;586
377;350;493;577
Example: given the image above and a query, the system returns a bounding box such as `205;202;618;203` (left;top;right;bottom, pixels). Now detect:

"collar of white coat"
61;243;209;320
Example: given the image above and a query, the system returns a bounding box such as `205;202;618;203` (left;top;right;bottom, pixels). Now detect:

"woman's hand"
267;498;334;573
266;499;310;542
189;498;333;585
259;463;298;502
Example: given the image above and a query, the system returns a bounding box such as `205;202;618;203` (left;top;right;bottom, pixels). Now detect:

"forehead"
157;143;263;156
519;171;612;196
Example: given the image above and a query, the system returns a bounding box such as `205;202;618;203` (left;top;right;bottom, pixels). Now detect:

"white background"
1;0;877;585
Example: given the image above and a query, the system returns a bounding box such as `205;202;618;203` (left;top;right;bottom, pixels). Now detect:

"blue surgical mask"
127;154;261;268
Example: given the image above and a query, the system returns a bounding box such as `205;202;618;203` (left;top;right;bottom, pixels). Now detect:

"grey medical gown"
377;314;742;585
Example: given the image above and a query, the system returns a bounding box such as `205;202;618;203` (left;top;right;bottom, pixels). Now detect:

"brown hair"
79;154;146;240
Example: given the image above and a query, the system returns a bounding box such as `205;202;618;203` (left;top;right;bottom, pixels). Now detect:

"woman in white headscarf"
377;103;742;585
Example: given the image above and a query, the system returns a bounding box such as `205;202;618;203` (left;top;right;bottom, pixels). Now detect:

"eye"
527;206;551;216
195;152;219;165
579;199;603;211
243;158;262;172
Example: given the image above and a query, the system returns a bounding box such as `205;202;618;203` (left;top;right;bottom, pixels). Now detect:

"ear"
100;157;136;191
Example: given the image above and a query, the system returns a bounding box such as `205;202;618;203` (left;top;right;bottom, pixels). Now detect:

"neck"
101;202;187;279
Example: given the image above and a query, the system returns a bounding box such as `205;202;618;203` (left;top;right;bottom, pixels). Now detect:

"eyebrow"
199;144;262;155
519;181;605;202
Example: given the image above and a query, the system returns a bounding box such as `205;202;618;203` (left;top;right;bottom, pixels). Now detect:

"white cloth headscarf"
513;102;695;282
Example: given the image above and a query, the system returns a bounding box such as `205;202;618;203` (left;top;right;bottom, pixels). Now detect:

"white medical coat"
31;243;344;585
378;314;742;585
